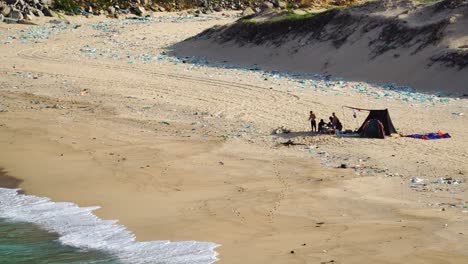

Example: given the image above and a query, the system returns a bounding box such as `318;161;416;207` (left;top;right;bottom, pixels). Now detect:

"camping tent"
360;119;385;138
344;107;397;136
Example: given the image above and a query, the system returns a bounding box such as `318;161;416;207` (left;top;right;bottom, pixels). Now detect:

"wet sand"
0;168;23;189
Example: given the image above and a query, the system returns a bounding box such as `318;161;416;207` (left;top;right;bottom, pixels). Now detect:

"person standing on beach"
332;112;343;131
332;112;339;127
309;111;317;132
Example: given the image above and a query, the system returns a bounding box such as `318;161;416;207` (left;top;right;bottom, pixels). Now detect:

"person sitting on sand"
336;120;343;131
318;119;326;133
308;111;317;132
327;116;334;128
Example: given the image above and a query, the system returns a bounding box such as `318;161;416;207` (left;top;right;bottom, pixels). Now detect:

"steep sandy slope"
172;0;468;95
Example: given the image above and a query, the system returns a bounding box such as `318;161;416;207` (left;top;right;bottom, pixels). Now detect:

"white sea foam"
0;188;219;263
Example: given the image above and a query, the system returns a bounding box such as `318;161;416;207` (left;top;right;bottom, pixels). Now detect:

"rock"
1;5;12;16
278;1;287;9
10;9;23;20
5;0;19;5
158;6;165;12
261;1;274;10
107;6;115;15
42;6;56;17
213;6;222;12
0;14;4;22
33;9;44;17
133;6;145;16
25;13;34;20
242;7;255;16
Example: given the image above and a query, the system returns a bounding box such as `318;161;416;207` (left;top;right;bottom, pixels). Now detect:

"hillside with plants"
1;0;359;22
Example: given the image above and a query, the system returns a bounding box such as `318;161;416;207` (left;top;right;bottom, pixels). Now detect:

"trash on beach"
405;131;451;140
434;177;461;185
79;90;88;96
278;140;305;147
272;126;290;135
160;121;170;125
306;145;318;149
410;177;424;183
452;112;464;116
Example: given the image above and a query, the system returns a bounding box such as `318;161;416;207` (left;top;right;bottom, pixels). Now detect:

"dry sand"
0;11;467;263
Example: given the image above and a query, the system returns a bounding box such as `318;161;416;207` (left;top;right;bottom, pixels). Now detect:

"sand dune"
173;0;468;95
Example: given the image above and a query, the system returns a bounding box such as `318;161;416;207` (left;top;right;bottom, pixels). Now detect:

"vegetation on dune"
241;11;322;24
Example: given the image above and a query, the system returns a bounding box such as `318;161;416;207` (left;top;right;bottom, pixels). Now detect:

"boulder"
107;6;115;15
242;7;255;16
158;6;165;12
39;0;53;6
261;1;274;10
277;1;287;9
133;6;145;16
213;6;222;12
32;8;44;16
10;9;23;20
1;5;12;16
42;6;56;17
5;0;19;5
0;14;4;22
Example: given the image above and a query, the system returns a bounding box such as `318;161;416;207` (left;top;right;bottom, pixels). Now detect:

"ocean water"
0;188;219;264
0;218;119;263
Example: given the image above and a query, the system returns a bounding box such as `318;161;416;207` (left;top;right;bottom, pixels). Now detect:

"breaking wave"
0;188;219;264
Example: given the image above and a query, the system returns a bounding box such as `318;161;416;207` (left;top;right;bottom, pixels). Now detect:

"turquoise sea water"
0;187;219;264
0;218;120;264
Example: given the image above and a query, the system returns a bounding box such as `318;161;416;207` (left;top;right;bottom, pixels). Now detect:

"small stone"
290;250;295;254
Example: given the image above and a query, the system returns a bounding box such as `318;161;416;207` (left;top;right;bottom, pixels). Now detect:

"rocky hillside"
173;0;468;94
0;0;358;23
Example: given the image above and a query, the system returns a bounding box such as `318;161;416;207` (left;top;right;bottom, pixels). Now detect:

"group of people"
308;111;343;134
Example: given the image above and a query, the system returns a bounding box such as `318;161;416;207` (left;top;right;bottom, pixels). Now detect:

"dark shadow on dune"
168;0;468;97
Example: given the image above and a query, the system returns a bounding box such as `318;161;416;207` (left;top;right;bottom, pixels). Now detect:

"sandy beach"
0;10;467;264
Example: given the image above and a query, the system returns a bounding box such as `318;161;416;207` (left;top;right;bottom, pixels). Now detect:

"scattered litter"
405;131;451;140
410;177;424;183
434;177;461;185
